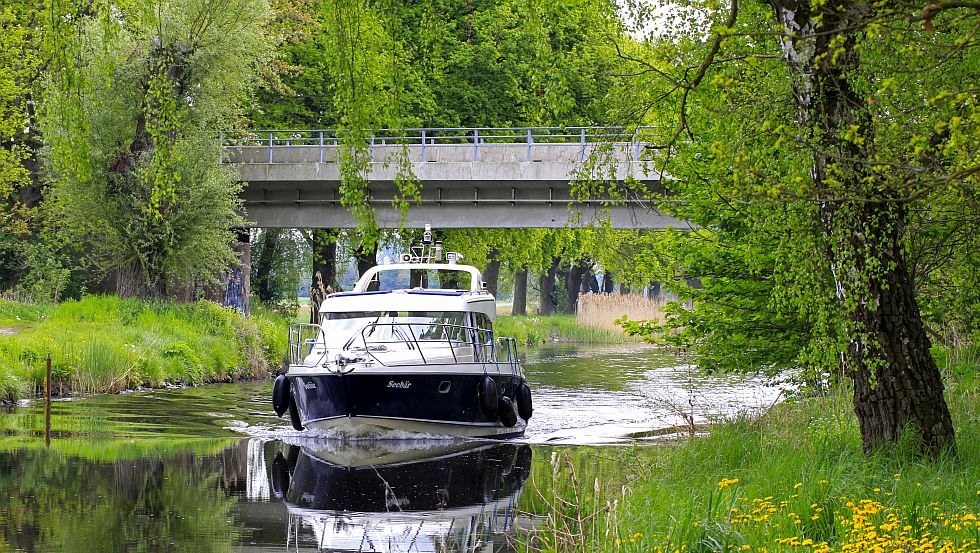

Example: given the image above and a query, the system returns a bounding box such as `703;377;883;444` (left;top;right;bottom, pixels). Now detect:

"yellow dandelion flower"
718;477;740;488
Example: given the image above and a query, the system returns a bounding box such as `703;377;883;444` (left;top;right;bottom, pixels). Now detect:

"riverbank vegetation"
521;372;979;553
0;297;287;401
496;314;630;346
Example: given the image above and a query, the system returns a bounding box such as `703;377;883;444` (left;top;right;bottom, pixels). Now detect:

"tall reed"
576;293;666;333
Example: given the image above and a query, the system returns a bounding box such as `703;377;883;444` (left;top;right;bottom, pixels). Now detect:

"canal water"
0;345;784;552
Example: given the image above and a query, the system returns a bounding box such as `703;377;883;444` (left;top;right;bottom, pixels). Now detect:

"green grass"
522;378;980;553
0;296;288;400
495;314;629;346
0;299;47;327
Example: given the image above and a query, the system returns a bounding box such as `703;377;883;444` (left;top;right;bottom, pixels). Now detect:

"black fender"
272;374;289;417
287;392;304;431
479;375;498;418
498;396;518;427
271;452;290;498
516;381;533;420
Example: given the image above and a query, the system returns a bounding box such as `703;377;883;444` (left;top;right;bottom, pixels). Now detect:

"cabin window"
474;313;493;344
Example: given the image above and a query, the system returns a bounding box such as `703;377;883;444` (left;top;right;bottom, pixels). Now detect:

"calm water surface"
0;345;784;552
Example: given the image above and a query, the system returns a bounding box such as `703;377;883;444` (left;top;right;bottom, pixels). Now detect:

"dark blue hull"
288;372;529;438
283;442;532;511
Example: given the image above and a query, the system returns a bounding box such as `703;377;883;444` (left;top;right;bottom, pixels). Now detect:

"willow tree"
41;0;276;298
0;2;42;292
618;0;977;454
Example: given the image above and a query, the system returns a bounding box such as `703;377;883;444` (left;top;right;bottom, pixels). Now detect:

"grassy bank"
523;378;979;553
495;314;631;346
0;296;287;400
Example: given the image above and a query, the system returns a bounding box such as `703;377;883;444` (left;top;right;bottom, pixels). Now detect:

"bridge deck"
224;128;678;229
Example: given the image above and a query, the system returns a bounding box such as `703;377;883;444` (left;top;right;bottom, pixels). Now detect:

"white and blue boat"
273;228;533;438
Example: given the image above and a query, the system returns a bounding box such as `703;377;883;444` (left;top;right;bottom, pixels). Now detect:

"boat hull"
287;370;529;438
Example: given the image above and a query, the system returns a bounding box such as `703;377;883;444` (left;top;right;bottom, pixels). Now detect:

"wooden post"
45;353;51;447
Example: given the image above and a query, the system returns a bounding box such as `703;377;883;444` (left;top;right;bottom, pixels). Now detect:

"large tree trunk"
512;268;528;316
849;202;955;454
565;259;589;314
355;242;377;278
771;0;955;455
538;257;560;315
483;249;501;296
309;230;337;323
223;230;251;316
310;230;338;291
253;229;282;303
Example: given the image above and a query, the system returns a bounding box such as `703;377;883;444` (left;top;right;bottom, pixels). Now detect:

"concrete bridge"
224;127;678;229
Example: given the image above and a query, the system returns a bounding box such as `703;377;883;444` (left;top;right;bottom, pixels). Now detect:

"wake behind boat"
272;226;533;438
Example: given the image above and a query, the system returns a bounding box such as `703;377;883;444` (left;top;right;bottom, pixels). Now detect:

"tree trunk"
619;282;630;295
309;230;337;323
648;281;661;299
602;270;614;294
483;252;501;297
253;229;282;303
310;230;338;291
223;230;251;316
565;259;589;314
538;257;560;315
356;243;377;278
770;0;955;455
849;202;955;454
512;268;528;316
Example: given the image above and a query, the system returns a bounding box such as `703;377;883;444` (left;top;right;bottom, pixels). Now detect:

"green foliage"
520;382;979;552
250;0;627;233
0;1;42;291
610;0;979;391
251;229;308;307
41;0;277;297
0;296;287;400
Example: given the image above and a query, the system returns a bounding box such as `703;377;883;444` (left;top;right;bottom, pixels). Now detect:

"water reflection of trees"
0;443;247;552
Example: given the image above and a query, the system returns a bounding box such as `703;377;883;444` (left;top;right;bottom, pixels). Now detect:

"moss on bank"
0;296;287;400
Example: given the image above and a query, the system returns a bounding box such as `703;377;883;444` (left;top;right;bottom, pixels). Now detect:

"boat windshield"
367;269;473;291
321;311;480;347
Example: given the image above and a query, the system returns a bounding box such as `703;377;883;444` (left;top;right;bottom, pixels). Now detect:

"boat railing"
288;323;324;365
347;322;497;367
497;337;520;377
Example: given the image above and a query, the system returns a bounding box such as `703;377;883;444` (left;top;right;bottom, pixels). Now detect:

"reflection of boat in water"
273;226;533;439
270;441;532;552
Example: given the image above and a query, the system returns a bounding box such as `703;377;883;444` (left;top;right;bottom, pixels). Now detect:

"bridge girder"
228;142;681;229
